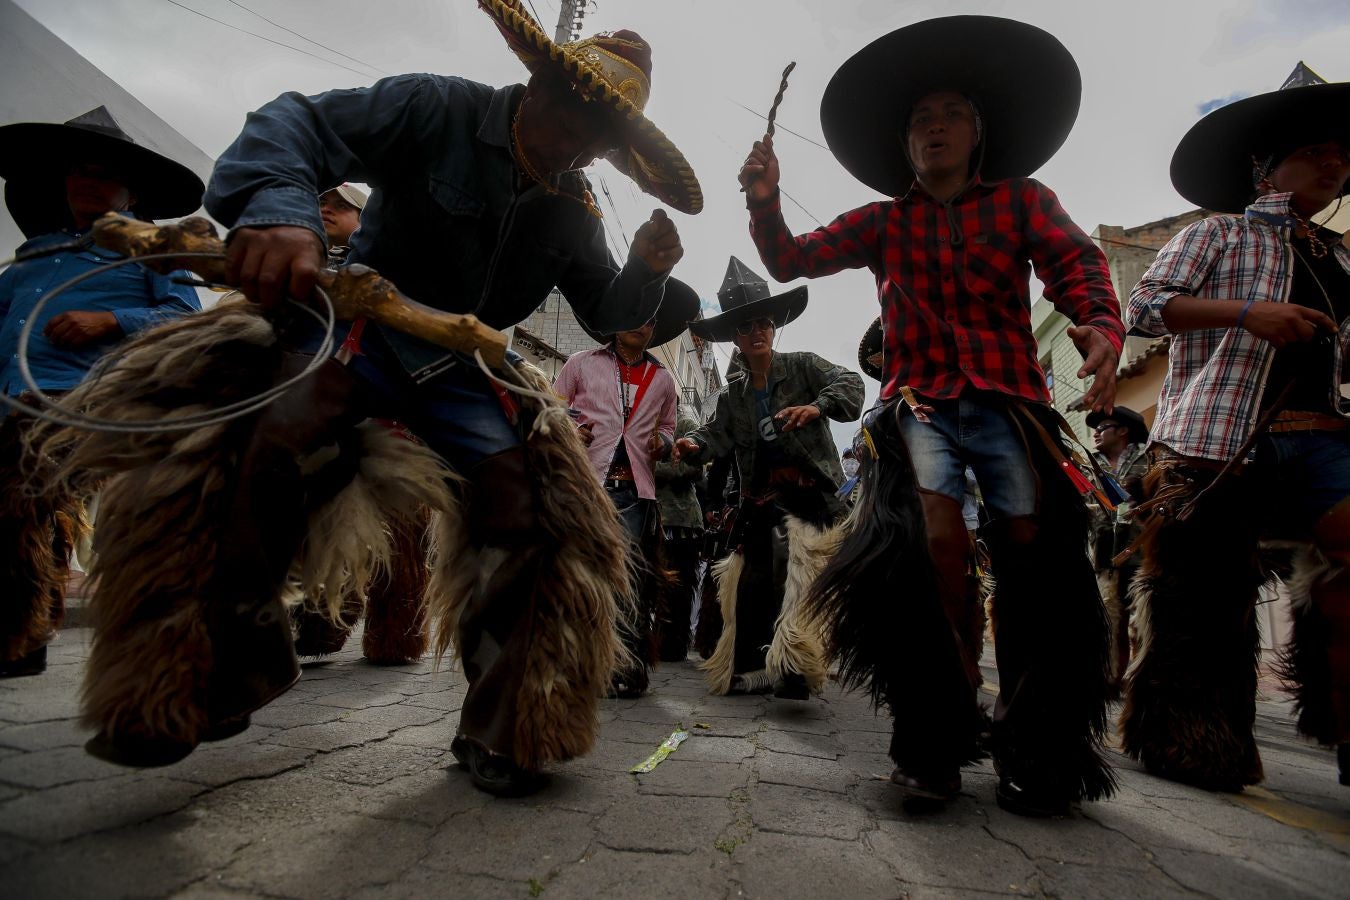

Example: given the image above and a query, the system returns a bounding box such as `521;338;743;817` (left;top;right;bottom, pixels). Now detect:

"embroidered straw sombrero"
858;316;884;381
479;0;702;215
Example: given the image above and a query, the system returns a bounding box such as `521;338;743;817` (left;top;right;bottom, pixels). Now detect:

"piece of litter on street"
629;728;690;774
692;723;712;730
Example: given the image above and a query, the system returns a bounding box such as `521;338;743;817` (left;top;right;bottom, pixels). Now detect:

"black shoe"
608;663;649;699
890;767;961;801
728;670;775;695
451;737;548;798
0;644;47;678
772;672;810;701
85;731;196;768
995;776;1071;818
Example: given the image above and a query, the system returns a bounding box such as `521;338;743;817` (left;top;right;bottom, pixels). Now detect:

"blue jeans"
290;318;519;471
1255;430;1350;534
895;394;1038;520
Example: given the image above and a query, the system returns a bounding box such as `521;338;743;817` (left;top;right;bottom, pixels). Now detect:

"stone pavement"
1;628;1348;899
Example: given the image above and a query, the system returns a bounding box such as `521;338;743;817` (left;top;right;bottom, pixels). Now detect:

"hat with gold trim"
479;0;702;215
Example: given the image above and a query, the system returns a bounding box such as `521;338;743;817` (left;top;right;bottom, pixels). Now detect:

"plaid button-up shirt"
1127;192;1350;463
748;177;1123;403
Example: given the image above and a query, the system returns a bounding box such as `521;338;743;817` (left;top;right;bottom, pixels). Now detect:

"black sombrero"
479;0;702;215
820;16;1081;197
689;257;807;343
1086;407;1149;446
1170;68;1350;213
858;316;884;381
580;276;700;348
0;107;204;238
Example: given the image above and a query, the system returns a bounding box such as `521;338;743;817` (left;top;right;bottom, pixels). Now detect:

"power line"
597;175;630;248
164;0;375;80
224;0;391;76
727;98;832;153
523;0;546;28
710;130;824;227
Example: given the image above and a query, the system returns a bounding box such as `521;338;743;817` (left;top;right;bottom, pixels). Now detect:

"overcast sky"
12;0;1350;431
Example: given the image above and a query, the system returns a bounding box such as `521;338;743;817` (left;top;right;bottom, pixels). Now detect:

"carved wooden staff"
91;213;510;368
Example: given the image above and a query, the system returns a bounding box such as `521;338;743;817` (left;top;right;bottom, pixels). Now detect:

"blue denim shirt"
205;75;668;379
0;229;201;396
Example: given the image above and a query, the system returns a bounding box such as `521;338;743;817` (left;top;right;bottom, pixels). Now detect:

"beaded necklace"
510;111;603;219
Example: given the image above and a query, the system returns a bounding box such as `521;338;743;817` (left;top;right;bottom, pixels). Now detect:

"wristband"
1237;298;1256;329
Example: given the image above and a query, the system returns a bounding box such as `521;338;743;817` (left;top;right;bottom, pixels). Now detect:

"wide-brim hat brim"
858;316;884;381
689;285;808;343
580;276;700;348
820;16;1081;197
1086;407;1149;446
0;122;204;238
479;0;702;215
1170;82;1350;213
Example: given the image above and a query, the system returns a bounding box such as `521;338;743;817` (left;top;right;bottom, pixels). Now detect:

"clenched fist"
631;209;683;274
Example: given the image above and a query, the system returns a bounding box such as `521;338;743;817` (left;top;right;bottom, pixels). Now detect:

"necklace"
1288;207;1330;259
510;111;603;219
613;353;647;421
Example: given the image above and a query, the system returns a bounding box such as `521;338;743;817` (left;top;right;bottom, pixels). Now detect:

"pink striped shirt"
554;346;678;500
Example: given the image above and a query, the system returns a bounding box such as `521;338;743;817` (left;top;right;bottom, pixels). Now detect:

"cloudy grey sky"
11;0;1350;425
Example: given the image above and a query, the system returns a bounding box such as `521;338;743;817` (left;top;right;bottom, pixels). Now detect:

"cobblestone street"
2;626;1348;899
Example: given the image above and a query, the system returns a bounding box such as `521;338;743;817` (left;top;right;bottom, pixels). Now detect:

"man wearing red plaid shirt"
746;16;1123;817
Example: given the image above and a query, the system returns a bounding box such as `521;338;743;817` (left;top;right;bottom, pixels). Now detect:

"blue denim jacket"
0;229;201;396
206;75;668;378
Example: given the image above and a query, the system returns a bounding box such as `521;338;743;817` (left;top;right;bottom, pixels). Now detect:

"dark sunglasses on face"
1092;423;1121;434
735;317;776;336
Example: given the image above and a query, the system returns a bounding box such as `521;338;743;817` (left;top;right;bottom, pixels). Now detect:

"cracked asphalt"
1;626;1348;899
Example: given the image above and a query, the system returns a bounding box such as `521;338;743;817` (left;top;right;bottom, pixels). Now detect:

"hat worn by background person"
321;183;368;212
689;257;807;344
1086;407;1149;446
0;106;204;238
1170;63;1350;214
479;0;701;214
578;277;700;348
820;15;1081;196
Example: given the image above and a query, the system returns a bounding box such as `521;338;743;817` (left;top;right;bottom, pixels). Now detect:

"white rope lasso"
2;251;337;433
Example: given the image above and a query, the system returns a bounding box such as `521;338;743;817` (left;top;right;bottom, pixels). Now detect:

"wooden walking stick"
90;213;510;367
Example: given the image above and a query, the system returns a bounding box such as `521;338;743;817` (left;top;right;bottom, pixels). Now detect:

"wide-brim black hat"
580;276;700;348
858;316;884;381
1086;407;1149;446
820;16;1081;197
0;107;204;238
689;256;808;343
1170;82;1350;213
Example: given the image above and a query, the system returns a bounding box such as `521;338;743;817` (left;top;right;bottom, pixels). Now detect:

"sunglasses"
1092;423;1121;434
735;317;776;336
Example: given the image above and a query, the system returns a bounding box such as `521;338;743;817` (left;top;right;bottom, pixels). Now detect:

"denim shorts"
894;394;1038;521
1254;430;1350;534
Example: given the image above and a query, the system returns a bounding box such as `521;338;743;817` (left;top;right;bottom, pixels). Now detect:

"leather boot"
921;489;983;691
451;447;550;794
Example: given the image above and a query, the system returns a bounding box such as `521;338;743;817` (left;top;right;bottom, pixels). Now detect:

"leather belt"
1268;411;1350;433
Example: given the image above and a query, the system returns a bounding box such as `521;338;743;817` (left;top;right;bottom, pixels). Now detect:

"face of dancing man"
1261;140;1350;219
514;74;626;177
613;319;656;360
905;90;978;186
65;161;136;230
732;316;776;370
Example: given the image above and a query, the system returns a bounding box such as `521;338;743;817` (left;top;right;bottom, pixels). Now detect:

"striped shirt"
748;177;1123;403
1126;192;1350;462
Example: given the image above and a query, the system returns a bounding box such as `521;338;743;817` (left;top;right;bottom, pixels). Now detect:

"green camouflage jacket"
687;350;864;490
655;415;706;531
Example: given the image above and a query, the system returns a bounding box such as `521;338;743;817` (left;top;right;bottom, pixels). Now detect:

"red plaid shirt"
749;177;1123;402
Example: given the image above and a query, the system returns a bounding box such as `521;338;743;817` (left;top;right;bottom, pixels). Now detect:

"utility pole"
553;0;589;44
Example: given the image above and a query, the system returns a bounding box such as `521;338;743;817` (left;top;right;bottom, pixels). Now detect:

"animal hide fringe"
427;359;633;767
699;551;745;695
764;516;836;693
804;403;983;774
1119;459;1264;789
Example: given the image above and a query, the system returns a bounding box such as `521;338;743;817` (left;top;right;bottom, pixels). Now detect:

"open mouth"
925;141;948;154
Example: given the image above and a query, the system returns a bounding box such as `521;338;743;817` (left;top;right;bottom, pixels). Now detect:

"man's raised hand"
632;209;683;275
